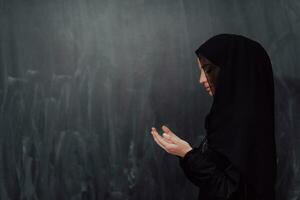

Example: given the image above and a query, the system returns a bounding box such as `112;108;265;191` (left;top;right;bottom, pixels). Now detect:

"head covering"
195;34;277;198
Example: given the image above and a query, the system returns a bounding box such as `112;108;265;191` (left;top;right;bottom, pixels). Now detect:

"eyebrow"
198;59;214;69
201;63;212;69
202;63;211;66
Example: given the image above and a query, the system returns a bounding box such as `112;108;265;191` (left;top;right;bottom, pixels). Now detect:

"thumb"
162;125;175;136
162;125;181;141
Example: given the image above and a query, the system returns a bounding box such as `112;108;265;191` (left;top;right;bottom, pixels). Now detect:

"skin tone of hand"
151;125;193;158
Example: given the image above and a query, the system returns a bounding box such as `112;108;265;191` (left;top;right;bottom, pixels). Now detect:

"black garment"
178;136;252;200
178;34;277;199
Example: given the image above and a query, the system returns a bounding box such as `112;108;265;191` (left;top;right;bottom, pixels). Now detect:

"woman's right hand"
151;125;193;158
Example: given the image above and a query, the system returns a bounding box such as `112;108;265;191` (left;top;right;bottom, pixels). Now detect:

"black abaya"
178;34;277;200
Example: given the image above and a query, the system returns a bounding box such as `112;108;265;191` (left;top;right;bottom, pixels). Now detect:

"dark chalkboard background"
0;0;299;199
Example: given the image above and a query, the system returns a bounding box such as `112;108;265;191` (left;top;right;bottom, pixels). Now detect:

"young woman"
151;34;277;200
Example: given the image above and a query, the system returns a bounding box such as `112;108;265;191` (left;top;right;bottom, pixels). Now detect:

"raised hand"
151;125;193;158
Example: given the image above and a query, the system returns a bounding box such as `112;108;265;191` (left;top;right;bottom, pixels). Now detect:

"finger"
151;131;167;151
152;127;175;147
152;127;174;141
164;132;181;144
152;127;158;132
151;129;167;148
162;133;175;144
153;130;175;149
162;125;182;143
162;125;177;137
153;133;177;153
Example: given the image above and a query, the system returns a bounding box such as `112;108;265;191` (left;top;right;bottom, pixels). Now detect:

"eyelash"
205;69;212;73
202;65;213;73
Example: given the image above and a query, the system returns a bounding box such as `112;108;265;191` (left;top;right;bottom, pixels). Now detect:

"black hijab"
195;34;277;198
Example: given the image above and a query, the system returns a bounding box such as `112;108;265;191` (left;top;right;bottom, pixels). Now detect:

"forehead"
197;57;212;67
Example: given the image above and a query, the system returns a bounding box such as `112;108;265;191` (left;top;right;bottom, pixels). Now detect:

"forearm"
178;147;241;198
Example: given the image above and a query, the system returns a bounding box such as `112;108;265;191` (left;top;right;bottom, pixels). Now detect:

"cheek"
206;75;216;86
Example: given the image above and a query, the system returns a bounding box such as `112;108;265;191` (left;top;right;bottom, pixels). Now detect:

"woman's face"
197;57;220;96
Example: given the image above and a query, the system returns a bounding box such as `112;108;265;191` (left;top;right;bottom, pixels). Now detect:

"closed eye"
202;64;217;74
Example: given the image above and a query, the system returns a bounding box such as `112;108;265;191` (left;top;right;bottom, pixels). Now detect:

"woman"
151;33;277;199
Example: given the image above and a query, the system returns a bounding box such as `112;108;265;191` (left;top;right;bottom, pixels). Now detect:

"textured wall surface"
0;0;299;199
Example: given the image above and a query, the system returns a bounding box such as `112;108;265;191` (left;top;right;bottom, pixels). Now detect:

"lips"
203;83;212;91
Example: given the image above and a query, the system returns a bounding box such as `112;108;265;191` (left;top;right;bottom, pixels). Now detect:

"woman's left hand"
151;125;192;158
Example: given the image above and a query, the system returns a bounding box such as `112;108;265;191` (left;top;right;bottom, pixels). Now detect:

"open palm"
151;125;192;158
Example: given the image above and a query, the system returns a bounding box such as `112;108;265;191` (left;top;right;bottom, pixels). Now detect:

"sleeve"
177;146;241;199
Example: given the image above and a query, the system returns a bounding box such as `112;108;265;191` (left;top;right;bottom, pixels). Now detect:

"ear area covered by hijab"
194;34;277;198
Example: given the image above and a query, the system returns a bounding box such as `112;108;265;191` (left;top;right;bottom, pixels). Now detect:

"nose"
199;71;207;85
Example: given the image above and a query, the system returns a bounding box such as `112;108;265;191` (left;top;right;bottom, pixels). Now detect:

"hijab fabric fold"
195;34;277;198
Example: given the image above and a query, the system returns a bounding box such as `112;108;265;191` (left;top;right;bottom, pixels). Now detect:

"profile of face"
197;57;220;97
